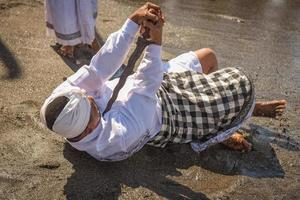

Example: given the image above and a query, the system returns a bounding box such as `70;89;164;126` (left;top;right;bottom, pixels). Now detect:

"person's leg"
163;48;218;74
223;100;287;151
46;0;82;58
77;0;98;47
193;49;287;151
194;48;218;74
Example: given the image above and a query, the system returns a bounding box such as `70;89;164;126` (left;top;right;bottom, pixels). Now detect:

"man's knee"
195;48;218;74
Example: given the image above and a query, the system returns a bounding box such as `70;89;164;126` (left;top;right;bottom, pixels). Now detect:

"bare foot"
222;132;252;152
58;45;74;58
252;100;287;118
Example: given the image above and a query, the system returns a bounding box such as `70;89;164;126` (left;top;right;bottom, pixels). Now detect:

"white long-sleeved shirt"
51;19;164;161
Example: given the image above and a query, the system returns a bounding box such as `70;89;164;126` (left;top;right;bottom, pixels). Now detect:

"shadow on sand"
62;124;296;199
0;37;22;79
199;123;299;177
63;144;209;200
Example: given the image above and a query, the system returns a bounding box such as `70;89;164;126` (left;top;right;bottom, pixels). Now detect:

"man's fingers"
145;11;159;23
142;20;155;29
143;19;163;32
140;25;146;35
149;8;158;16
146;2;160;11
144;2;164;24
160;12;165;23
154;17;164;28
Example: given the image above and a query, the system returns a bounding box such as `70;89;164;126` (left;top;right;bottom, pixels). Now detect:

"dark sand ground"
0;0;300;199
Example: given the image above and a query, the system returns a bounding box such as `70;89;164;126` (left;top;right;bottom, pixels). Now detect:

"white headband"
40;88;91;139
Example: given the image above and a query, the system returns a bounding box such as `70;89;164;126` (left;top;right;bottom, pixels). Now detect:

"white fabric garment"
42;18;251;161
45;0;98;46
42;18;210;161
43;19;164;161
40;88;91;138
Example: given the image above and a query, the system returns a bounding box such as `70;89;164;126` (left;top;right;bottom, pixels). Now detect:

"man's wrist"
129;13;140;25
122;19;139;37
153;38;162;45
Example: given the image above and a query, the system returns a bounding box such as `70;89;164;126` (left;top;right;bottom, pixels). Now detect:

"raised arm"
66;2;162;93
93;14;165;161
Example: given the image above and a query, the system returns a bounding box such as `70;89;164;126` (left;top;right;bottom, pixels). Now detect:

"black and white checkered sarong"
148;67;254;147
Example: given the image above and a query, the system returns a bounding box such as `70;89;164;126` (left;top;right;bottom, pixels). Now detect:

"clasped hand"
129;2;165;45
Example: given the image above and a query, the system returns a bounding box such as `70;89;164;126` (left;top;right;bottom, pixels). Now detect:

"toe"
275;108;285;114
276;105;286;109
242;139;252;152
279;99;287;104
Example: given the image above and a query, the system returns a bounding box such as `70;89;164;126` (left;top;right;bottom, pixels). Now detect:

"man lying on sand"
40;2;286;161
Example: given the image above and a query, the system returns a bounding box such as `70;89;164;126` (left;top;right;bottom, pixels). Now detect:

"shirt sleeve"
93;44;164;161
66;19;140;93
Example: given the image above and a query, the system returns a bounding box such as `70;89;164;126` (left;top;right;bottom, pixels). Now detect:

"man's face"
67;96;100;142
